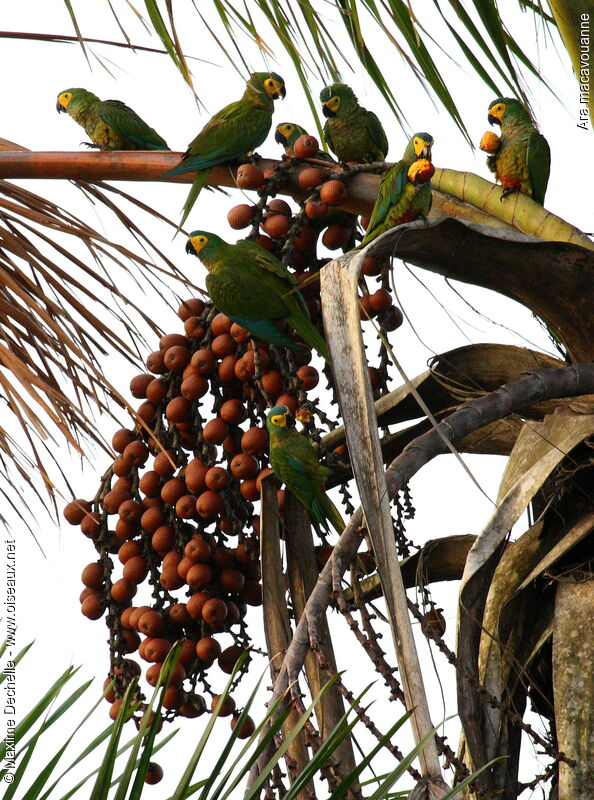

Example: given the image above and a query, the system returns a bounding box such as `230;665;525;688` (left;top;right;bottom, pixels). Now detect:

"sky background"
1;0;593;796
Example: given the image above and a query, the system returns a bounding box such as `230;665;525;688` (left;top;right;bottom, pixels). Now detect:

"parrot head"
249;72;286;100
186;230;224;259
401;133;434;166
267;405;296;431
487;97;532;127
412;133;433;160
320;83;357;118
275;122;307;148
56;87;95;113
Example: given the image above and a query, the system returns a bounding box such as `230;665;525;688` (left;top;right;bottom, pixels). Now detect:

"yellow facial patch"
189;234;208;254
413;137;433;158
488;102;506;121
324;96;341;113
57;91;73;109
271;413;287;428
278;123;293;137
264;78;285;98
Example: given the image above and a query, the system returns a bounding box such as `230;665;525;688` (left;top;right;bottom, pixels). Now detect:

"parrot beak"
185;240;196;255
56;102;66;113
322;103;334;118
422;143;432;160
269;81;286;100
488;113;500;126
274;128;286;145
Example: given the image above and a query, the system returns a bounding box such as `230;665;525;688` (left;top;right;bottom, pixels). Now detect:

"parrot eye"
271;414;286;427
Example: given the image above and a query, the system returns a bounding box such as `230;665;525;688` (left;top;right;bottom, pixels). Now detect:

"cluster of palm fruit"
64;302;319;714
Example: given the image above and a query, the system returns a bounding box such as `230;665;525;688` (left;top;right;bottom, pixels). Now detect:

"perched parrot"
165;72;286;228
359;133;434;247
274;122;335;162
320;83;388;163
485;97;550;205
56;88;169;150
266;405;345;536
185;232;329;361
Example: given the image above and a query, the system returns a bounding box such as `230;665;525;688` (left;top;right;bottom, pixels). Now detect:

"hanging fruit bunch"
62;132;403;734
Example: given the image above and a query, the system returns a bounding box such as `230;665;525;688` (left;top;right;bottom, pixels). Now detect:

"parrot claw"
81;141;112;151
499;187;519;202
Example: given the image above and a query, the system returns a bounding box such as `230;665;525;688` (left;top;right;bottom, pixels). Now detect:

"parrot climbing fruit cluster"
360;133;435;248
267;405;345;537
185;232;330;361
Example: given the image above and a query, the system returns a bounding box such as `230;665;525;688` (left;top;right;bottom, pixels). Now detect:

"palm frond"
59;0;555;136
56;0;561;138
0;30;214;62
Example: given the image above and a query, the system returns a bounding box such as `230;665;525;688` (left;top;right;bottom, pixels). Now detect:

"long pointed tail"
319;493;345;535
178;169;210;231
290;314;331;362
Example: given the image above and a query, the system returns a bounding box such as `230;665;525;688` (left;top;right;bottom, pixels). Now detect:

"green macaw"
320;83;388;163
165;72;286;228
267;405;345;536
359;133;434;247
56;88;169;150
486;97;550;205
274;122;335;162
185;232;329;361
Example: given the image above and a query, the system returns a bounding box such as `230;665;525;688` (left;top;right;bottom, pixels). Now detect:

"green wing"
167;101;271;175
234;240;311;321
271;435;340;534
526;131;551;206
206;271;288;320
411;182;432;218
235;240;297;285
322;121;336;157
277;440;331;498
365;110;389;159
98;100;169;150
365;160;408;235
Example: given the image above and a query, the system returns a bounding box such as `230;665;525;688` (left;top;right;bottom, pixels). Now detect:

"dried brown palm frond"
0;165;197;525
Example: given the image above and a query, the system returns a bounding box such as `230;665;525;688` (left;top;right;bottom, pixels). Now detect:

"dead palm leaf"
0;153;197;524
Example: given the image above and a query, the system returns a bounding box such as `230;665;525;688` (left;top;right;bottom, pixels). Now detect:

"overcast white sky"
1;0;593;796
